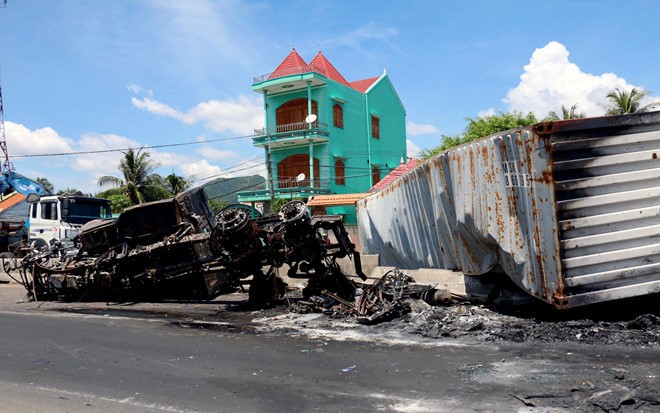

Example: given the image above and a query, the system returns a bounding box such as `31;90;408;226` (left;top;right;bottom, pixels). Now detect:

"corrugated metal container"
357;112;660;308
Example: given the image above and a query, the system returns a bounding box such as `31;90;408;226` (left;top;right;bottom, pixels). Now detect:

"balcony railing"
237;178;332;201
253;64;325;84
254;121;328;137
244;178;330;191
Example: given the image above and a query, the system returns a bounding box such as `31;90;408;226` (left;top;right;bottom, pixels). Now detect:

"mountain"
202;175;265;204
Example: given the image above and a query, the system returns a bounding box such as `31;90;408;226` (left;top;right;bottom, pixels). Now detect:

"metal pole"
263;89;274;205
307;81;314;188
365;94;372;186
267;139;274;204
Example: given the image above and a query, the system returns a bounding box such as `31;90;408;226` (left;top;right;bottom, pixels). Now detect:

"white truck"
28;195;112;248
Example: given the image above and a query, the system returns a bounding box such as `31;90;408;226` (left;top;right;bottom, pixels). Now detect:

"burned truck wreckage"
6;188;365;305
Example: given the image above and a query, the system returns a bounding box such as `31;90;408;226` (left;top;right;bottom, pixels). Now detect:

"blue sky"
1;0;658;194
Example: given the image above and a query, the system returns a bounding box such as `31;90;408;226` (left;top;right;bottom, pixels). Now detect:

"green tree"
140;180;170;201
107;194;133;214
36;177;54;194
269;197;290;215
421;111;538;159
97;148;162;204
545;104;586;121
163;172;190;196
603;87;649;115
208;199;229;215
57;187;85;196
462;111;537;142
420;134;462;159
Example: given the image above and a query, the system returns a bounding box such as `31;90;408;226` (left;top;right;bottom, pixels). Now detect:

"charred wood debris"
2;188;451;323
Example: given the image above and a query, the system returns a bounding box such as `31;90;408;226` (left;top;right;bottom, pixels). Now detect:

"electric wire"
11;134;255;158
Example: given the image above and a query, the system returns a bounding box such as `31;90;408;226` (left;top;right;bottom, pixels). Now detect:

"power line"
207;170;379;201
191;155;266;184
11;134;255;158
11;134;411;160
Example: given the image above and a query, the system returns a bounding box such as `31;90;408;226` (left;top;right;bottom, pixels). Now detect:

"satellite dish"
305;114;317;124
296;173;306;182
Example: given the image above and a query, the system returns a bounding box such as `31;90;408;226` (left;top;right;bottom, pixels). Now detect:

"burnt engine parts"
209;200;364;304
11;195;364;306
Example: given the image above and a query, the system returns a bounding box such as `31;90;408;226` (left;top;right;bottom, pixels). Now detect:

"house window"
371;116;380;139
333;104;343;128
335;160;346;185
372;166;381;186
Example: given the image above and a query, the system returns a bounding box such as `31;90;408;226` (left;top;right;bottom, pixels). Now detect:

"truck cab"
28;195;113;246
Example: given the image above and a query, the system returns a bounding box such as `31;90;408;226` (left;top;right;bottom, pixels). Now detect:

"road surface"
0;285;658;412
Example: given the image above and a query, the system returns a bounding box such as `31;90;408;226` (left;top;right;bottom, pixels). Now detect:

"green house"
237;49;407;222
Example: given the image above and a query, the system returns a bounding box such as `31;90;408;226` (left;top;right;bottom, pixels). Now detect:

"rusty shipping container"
357;112;660;308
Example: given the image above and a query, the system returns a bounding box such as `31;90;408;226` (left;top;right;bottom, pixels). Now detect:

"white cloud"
180;159;224;182
5;122;74;155
196;146;239;160
147;0;259;72
126;83;143;94
478;108;496;118
330;23;400;50
184;155;267;186
406;121;439;136
73;133;142;177
229;158;267;179
131;97;188;122
132;95;263;135
127;83;153;97
152;152;190;168
505;41;655;117
406;139;421;159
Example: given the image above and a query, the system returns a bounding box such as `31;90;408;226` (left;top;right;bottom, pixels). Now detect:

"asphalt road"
0;285;658;412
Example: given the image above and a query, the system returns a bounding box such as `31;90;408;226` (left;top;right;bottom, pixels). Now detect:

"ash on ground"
294;268;660;347
374;298;660;347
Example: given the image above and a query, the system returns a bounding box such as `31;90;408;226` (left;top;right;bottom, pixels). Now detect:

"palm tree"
163;172;189;196
35;177;54;195
546;104;586;121
57;187;85;196
603;87;649;115
97;148;161;204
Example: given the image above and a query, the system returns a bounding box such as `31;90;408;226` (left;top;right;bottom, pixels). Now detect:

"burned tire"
248;273;287;307
303;267;356;301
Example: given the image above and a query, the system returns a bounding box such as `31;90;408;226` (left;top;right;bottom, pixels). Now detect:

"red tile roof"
268;49;309;80
349;76;380;93
0;193;26;212
309;51;351;87
370;159;420;192
268;50;382;93
306;193;367;207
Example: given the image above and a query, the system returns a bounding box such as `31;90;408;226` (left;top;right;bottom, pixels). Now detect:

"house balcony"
236;178;332;203
252;121;330;149
253;64;324;84
252;65;328;93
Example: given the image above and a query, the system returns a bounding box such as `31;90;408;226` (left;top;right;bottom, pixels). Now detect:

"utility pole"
0;0;12;173
267;138;274;204
0;81;10;173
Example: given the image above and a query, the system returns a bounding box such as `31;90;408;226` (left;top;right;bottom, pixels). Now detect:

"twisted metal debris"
4;192;364;306
294;268;452;324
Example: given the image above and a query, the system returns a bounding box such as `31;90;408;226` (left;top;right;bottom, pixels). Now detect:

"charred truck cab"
28;195;112;247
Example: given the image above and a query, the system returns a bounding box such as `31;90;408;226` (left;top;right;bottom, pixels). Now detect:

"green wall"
261;72;406;195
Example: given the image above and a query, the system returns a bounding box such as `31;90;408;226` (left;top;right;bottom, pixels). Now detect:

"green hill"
202;175;265;204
